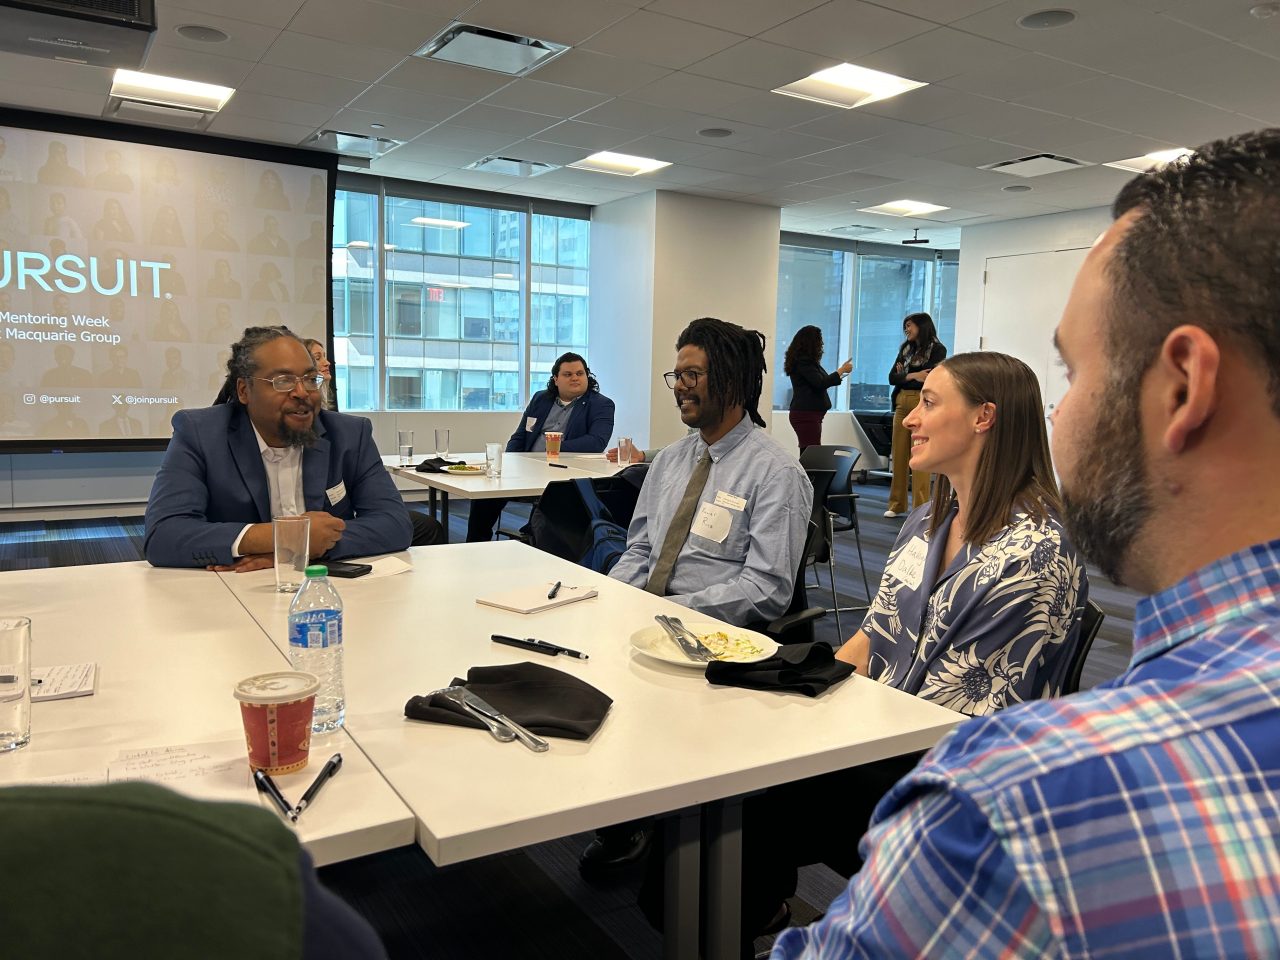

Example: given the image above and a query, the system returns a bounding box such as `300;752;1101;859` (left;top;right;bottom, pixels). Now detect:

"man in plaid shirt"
774;130;1280;959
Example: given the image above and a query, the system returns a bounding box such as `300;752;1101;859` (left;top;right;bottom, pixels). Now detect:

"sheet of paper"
366;556;412;579
32;662;97;701
108;740;259;805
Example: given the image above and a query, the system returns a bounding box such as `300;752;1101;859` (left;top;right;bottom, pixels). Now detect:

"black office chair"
1063;599;1106;695
800;447;872;634
763;519;828;645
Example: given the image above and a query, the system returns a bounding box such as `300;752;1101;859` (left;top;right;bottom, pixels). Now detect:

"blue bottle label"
288;610;342;649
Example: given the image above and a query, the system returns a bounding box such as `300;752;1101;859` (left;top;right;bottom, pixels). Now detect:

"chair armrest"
766;605;826;638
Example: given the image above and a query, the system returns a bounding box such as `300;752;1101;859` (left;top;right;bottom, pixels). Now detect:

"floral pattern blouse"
862;499;1088;717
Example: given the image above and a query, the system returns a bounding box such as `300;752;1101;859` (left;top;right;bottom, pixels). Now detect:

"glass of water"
616;437;633;468
485;442;503;478
434;428;450;460
397;429;414;465
0;616;32;752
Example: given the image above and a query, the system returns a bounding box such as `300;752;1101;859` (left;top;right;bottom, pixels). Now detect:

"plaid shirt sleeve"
772;777;1053;960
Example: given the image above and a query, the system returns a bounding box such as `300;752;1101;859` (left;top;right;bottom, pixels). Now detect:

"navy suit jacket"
505;389;615;453
144;404;412;568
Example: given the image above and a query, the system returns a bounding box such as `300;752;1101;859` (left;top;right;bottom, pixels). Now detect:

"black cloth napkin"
414;456;465;473
404;661;613;740
704;642;854;697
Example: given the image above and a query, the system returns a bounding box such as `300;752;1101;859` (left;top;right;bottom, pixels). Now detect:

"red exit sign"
427;287;445;302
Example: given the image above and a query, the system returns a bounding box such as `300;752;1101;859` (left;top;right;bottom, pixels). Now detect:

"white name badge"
526;416;537;432
691;501;732;544
885;536;928;591
326;480;347;507
713;490;746;512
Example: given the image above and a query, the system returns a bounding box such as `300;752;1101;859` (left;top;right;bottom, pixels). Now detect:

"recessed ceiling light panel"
980;153;1091;177
773;63;926;110
567;151;672;177
1102;148;1194;173
415;23;568;76
466;156;560;178
857;199;949;217
110;69;234;112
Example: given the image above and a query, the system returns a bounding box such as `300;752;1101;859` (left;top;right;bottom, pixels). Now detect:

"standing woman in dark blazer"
784;325;852;450
885;312;946;517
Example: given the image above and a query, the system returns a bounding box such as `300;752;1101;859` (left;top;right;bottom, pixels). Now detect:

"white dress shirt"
231;423;304;557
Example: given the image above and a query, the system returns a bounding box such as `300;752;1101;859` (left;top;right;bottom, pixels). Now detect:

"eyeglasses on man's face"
663;369;704;389
252;374;326;393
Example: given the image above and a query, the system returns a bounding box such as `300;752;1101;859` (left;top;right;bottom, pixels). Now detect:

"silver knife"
457;688;550;753
433;686;515;742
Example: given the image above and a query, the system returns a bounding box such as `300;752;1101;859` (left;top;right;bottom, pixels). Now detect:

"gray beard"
1058;381;1153;585
279;419;318;448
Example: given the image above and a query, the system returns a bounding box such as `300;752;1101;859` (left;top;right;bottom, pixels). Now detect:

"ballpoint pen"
0;676;40;684
549;462;568;469
547;580;562;599
492;634;590;661
292;753;342;821
253;769;293;820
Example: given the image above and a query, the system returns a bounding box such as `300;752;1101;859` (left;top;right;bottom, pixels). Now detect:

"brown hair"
928;352;1061;545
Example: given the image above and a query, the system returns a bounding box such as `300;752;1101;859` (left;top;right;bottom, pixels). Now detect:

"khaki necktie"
644;452;712;596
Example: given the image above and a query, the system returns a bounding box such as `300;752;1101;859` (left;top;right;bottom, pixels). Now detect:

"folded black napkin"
404;661;613;740
704;642;854;697
414;456;465;473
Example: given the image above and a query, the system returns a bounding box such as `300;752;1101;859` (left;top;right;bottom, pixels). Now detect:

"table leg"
663;806;700;960
439;491;449;542
427;488;438;520
704;795;745;960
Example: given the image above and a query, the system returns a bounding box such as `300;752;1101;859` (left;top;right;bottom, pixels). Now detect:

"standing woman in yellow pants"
885;312;946;517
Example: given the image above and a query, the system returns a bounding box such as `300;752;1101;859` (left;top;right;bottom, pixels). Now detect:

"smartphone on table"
325;560;373;578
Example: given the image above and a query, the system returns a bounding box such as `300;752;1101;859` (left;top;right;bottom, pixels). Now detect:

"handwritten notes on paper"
107;741;257;804
31;663;97;702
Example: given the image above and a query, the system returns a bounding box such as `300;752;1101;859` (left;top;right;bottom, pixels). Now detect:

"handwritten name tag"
713;490;746;511
526;416;537;432
691;501;732;544
885;536;928;591
326;480;347;506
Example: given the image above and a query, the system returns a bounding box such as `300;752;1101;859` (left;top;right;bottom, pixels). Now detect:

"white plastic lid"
233;671;320;704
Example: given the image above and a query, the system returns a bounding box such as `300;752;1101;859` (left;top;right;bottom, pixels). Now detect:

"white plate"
629;622;778;669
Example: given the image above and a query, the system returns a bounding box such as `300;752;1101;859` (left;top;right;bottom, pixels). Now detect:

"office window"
774;241;958;413
331;190;589;412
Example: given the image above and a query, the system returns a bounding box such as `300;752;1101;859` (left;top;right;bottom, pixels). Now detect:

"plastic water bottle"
288;564;345;733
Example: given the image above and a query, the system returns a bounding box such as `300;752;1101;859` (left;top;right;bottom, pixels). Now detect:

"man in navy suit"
144;326;413;569
465;352;615;542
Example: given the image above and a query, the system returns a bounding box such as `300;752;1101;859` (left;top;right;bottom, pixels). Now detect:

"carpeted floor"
1;482;1140;958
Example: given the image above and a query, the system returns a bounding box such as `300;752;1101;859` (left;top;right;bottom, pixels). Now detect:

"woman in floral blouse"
836;350;1088;716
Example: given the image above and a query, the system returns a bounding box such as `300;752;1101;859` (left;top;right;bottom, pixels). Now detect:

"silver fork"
438;686;516;742
655;615;712;663
666;616;718;660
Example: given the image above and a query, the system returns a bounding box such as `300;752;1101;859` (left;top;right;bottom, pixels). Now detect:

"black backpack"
527;465;647;574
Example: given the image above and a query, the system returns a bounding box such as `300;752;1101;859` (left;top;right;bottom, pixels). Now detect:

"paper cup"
233;671;319;774
544;431;563;460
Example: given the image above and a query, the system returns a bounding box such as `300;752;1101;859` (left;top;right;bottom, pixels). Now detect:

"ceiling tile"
930;99;1063;138
366;158;452;181
1012;75;1167;118
788;108;915;142
859;120;973;154
1061;132;1184;164
153;6;281;62
0;80;105;118
801;169;904;192
611;135;720;163
713;90;842;129
530;120;637;150
413;124;522;152
321;108;433;142
239;64;367;108
793;140;909;170
528;50;672;96
207;113;317;144
218;91;336;127
346;85;470;124
940;53;1101;100
857;26;1023;82
381;57;517;101
684;147;792;176
581;10;745;69
925;138;1031;167
482;80;612;117
0;52;113;94
287;0;451;54
497;139;593;164
861;85;998;125
728;129;845;160
447;104;559;137
643;0;829;35
575;98;693;133
653;113;775;147
684;39;838;90
990;117;1130;154
759;0;937;61
137;46;258;88
153;0;304;28
863;0;1008;24
388;141;490;167
628;71;758;114
463;0;633;46
262;32;403;84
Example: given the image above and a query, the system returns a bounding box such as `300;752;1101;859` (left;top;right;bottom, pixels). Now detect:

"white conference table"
0;562;414;867
219;541;962;959
384;451;621;540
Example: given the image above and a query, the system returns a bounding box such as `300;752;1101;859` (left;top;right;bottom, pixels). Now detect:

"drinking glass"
616;437;633;468
397;429;414;465
273;515;311;594
434;428;451;460
0;617;32;752
485;442;503;479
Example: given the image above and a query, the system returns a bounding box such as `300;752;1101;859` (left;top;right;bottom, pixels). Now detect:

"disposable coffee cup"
233;671;319;775
544;431;563;460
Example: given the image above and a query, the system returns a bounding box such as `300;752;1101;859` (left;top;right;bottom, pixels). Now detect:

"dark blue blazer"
144;404;412;568
505;389;615;454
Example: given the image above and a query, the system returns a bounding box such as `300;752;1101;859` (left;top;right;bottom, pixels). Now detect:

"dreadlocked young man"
609;316;812;626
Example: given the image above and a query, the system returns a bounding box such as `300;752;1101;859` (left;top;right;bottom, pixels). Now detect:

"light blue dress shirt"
610;414;812;625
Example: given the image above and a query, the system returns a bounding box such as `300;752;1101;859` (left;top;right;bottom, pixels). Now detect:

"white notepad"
475;583;598;615
32;663;97;702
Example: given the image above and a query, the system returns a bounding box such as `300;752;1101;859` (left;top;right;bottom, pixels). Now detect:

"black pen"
549;462;568;469
547;580;562;599
253;769;293;821
293;753;343;821
0;676;40;684
492;634;590;661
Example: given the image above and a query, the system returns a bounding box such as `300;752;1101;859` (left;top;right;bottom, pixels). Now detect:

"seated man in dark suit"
465;351;615;542
144;325;416;569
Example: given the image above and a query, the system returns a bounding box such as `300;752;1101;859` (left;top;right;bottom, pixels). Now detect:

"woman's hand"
838;359;853;377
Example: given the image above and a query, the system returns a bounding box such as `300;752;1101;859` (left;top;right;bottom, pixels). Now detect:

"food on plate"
444;464;485;473
696;630;767;661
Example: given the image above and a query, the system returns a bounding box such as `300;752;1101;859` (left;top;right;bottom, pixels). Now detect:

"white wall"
954;206;1112;352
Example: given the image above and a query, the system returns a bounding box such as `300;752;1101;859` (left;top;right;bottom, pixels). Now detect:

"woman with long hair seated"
741;352;1090;940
